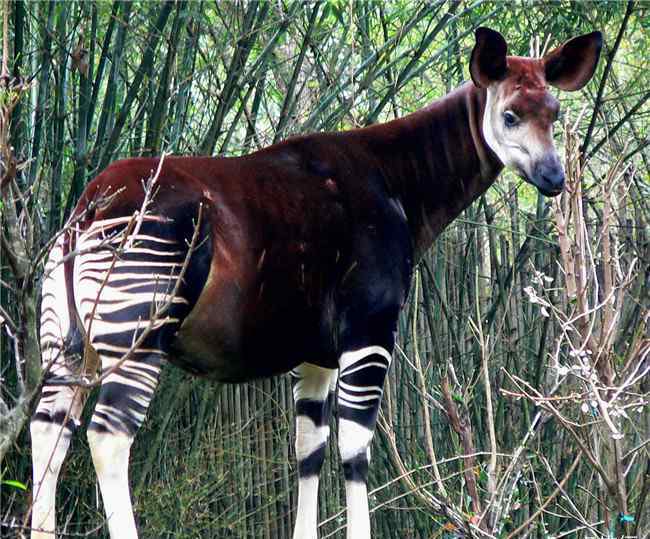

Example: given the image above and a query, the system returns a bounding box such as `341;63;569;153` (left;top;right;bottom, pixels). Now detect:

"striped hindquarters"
73;214;194;435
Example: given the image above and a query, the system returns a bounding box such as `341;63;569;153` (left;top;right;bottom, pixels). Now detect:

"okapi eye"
503;110;519;128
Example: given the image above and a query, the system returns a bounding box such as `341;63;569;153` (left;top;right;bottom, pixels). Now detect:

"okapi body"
31;28;601;539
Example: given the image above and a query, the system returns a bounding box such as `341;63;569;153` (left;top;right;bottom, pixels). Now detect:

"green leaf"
2;479;27;491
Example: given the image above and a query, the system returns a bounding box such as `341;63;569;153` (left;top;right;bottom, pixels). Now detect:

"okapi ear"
470;27;508;88
544;31;603;91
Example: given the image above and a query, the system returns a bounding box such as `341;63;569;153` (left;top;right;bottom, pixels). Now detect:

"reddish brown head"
470;27;602;196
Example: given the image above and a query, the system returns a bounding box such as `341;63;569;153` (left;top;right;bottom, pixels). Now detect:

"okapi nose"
535;157;565;195
543;166;565;190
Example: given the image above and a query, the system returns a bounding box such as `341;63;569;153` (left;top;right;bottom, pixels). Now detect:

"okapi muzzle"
533;152;565;196
471;27;602;197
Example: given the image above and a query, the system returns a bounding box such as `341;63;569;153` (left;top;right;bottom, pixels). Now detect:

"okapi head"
471;27;602;196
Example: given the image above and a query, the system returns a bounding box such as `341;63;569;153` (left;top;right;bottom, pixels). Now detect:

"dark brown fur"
68;83;499;381
67;28;602;381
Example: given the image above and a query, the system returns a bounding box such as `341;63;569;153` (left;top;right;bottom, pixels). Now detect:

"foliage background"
1;1;648;538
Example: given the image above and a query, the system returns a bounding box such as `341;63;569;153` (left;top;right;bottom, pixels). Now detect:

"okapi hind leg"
74;213;203;538
291;362;338;539
337;345;393;539
31;237;87;539
30;378;86;539
86;352;164;539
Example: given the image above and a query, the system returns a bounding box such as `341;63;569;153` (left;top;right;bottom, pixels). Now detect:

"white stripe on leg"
87;430;138;539
31;238;76;538
339;346;391;371
337;345;392;539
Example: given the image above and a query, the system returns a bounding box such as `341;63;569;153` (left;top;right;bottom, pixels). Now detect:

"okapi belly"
169;328;305;383
168;334;247;381
170;295;338;382
169;251;340;381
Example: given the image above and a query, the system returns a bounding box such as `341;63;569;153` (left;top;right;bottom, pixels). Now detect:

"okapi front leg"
337;346;392;539
291;363;337;539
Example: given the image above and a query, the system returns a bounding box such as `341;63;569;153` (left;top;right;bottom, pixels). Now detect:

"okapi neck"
362;82;503;259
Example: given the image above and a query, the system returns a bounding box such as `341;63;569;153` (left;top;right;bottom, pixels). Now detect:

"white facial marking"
482;84;554;183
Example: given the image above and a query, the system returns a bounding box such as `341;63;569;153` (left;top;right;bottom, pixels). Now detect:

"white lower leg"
293;475;320;539
336;345;392;539
87;430;137;539
339;421;375;539
344;481;370;539
30;421;73;538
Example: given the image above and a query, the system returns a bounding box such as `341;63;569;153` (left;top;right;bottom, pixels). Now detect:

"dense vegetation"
1;1;648;537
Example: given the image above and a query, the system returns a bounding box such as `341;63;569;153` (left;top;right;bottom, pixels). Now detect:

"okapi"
31;28;601;539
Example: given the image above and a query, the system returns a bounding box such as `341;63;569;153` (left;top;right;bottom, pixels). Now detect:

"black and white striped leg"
86;352;163;539
291;363;338;539
30;379;85;539
31;238;87;539
31;369;87;539
73;215;191;539
337;346;392;539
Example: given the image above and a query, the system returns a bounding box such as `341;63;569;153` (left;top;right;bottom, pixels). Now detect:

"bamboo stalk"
199;1;267;155
98;1;173;169
411;270;447;498
91;1;132;170
144;1;186;156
